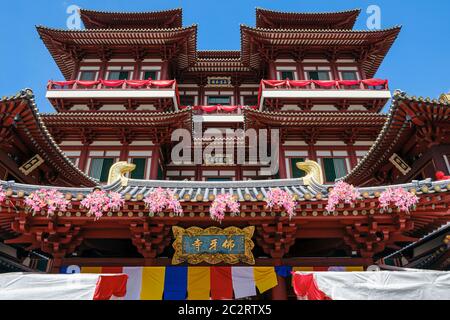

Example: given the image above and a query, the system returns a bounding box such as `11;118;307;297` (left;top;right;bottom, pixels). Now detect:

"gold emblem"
172;226;255;265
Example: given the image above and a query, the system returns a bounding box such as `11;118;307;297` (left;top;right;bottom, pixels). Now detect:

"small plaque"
19;154;44;176
389;153;411;175
206;77;232;88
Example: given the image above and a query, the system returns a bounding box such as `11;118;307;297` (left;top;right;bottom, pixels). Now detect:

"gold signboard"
389;153;411;176
206;77;232;88
19;154;44;176
172;226;255;265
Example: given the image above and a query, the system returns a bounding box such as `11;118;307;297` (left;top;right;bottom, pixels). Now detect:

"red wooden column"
161;60;170;80
78;143;90;173
268;60;277;79
150;147;161;179
271;275;288;300
278;146;287;179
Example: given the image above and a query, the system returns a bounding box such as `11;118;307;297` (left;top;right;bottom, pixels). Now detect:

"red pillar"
278;146;287;179
150;147;161;179
271;275;288;300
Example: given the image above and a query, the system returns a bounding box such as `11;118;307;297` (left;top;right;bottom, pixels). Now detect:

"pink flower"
0;187;6;204
25;189;69;216
265;188;298;219
143;188;183;216
81;190;124;220
326;181;360;213
210;193;240;223
379;188;419;213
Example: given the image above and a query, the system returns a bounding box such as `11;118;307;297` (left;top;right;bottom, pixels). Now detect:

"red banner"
361;79;388;87
292;273;330;301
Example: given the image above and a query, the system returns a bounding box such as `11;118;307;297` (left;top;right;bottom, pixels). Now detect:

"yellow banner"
253;267;278;294
188;267;211;300
140;267;166;300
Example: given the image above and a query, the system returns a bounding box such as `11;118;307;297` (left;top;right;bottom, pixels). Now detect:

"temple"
0;7;449;299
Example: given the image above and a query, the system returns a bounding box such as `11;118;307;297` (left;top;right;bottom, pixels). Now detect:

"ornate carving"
172;226;255;265
297;160;324;185
107;161;136;186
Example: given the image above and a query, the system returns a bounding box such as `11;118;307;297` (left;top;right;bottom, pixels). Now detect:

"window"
79;71;97;81
206;178;232;182
130;158;146;180
243;96;258;106
341;71;358;81
290;158;306;178
108;71;130;80
157;164;164;180
207;96;231;105
307;71;330;81
180;95;196;106
323;158;348;182
90;158;114;183
280;71;295;80
143;70;157;80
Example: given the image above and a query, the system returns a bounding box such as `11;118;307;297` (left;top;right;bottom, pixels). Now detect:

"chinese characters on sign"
172;226;255;265
184;235;243;255
206;77;232;87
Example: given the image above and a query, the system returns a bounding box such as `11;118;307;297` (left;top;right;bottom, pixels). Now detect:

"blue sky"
0;0;449;112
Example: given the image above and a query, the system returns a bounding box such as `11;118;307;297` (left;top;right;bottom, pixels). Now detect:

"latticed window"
90;158;114;182
341;71;358;80
323;158;347;182
108;71;130;80
290;158;306;178
207;96;231;105
308;71;330;80
280;71;295;80
143;70;157;80
131;158;146;180
79;71;96;81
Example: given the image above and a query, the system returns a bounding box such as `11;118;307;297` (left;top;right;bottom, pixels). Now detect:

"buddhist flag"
210;267;233;300
123;267;143;300
164;266;187;300
140;267;165;300
187;267;211;300
231;267;256;299
253;267;278;294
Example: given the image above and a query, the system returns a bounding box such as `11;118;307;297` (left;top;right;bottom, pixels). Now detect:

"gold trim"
172;226;255;265
297;160;324;185
107;161;136;186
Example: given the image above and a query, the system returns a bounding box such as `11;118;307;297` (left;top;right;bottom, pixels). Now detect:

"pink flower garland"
265;188;298;219
379;188;419;213
143;188;183;216
25;189;69;216
0;187;5;204
210;193;240;222
80;190;124;220
326;181;360;213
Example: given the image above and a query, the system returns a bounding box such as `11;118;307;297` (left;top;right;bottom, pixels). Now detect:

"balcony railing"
258;78;390;110
180;105;258;115
260;79;389;91
47;79;178;91
46;79;180;109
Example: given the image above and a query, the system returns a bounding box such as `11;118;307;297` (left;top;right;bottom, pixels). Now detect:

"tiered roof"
37;25;198;79
255;8;361;30
80;8;183;29
240;25;401;78
343;91;450;186
0;90;97;187
41;109;192;143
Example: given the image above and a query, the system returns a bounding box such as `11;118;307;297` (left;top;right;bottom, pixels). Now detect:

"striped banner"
64;266;365;300
63;266;278;300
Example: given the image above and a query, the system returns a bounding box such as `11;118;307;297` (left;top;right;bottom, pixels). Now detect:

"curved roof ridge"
255;7;361;16
241;23;402;34
0;89;98;187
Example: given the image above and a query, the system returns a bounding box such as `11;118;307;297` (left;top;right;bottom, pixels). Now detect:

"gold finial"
439;93;450;103
107;161;136;186
296;160;324;185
